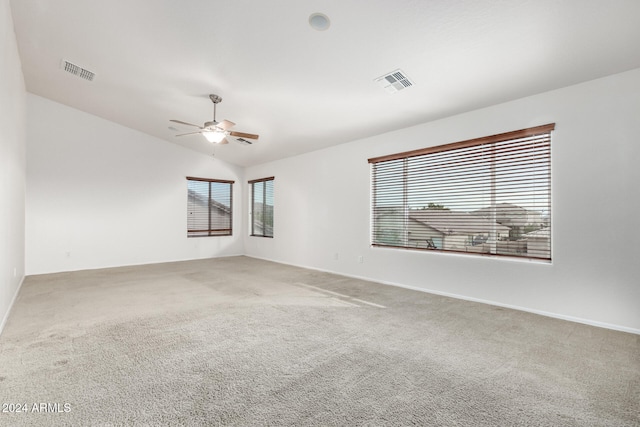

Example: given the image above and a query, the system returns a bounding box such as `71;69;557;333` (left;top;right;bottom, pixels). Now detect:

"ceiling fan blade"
229;131;259;140
218;120;236;130
175;131;203;137
219;137;229;145
170;119;203;128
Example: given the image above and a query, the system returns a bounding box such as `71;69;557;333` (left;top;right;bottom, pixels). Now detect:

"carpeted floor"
0;256;638;426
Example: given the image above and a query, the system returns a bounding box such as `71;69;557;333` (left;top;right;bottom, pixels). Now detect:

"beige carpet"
0;256;638;426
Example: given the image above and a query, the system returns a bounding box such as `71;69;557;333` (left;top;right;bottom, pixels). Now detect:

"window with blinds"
249;177;274;237
368;124;554;261
187;177;234;237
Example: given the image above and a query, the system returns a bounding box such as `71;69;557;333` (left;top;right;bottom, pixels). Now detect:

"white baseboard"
0;275;25;337
26;253;247;276
245;255;640;336
374;279;640;335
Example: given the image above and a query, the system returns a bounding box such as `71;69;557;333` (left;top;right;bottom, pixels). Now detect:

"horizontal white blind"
187;177;233;237
370;125;553;260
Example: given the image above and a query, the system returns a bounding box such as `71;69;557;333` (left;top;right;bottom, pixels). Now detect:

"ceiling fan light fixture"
172;93;259;146
203;131;226;143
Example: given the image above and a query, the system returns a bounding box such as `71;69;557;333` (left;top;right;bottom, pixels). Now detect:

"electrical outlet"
357;256;364;264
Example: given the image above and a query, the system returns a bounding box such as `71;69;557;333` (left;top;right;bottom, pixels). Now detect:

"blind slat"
368;124;555;163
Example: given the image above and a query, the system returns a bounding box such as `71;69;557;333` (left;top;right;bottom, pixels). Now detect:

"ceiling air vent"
61;60;95;82
236;138;253;145
375;69;414;93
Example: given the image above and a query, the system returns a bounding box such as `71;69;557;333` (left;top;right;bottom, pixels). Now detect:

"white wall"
0;0;26;333
26;94;244;275
244;68;640;333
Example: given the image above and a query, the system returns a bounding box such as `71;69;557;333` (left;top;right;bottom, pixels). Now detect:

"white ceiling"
10;0;640;167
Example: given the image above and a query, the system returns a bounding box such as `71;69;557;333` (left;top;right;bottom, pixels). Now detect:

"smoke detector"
375;69;414;93
309;13;330;31
61;60;95;82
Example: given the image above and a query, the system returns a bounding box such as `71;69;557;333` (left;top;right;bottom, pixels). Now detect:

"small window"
249;177;274;237
187;177;233;237
368;124;554;261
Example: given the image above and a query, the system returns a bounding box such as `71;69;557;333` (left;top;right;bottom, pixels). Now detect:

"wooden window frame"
249;177;274;238
186;176;234;237
368;124;554;261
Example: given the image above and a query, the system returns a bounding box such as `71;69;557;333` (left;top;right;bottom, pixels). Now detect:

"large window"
187;177;233;237
249;177;274;237
369;124;554;261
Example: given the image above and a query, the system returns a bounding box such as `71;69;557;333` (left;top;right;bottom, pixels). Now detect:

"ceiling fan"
170;94;259;145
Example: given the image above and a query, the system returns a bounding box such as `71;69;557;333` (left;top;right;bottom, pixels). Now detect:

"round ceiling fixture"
309;13;330;31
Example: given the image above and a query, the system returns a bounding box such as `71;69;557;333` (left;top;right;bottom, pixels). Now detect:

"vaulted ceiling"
11;0;640;166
